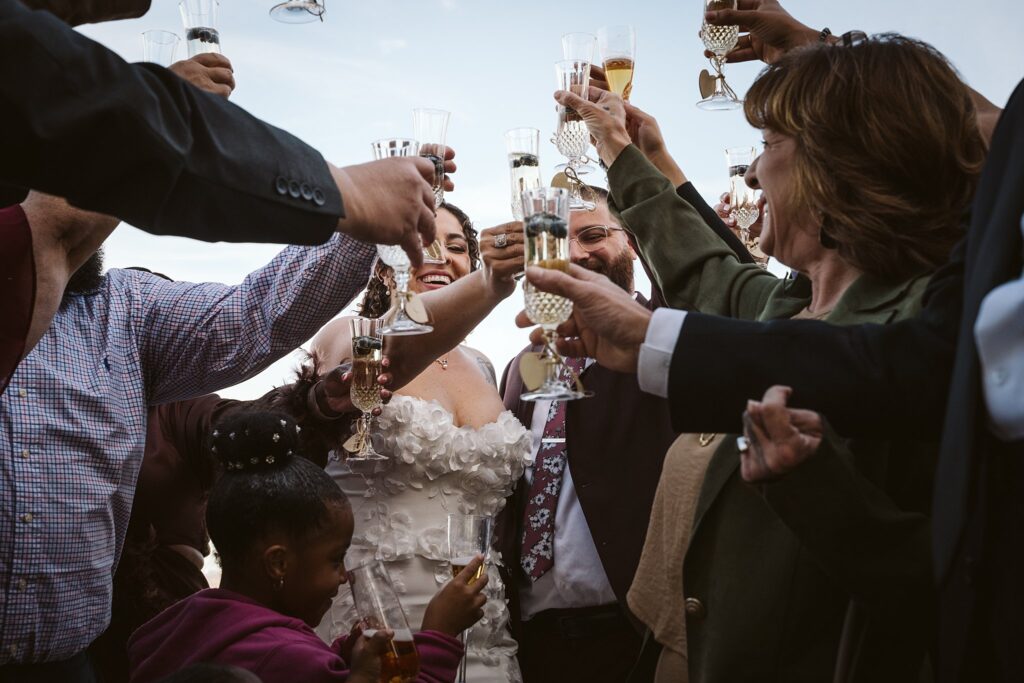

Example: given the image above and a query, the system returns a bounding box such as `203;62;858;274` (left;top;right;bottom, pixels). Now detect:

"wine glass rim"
142;29;180;40
412;107;451;116
554;58;591;67
505;127;540;136
724;145;757;155
372;137;418;145
447;512;494;522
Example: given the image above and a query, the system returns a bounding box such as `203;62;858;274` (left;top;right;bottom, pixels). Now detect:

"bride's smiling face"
407;208;472;294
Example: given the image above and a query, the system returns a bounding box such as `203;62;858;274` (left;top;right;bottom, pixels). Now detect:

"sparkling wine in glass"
413;108;451;209
179;0;220;57
697;0;741;110
521;188;588;402
597;25;636;101
505;128;542;221
553;60;594;212
347;318;386;461
348;560;420;683
371;138;434;336
142;30;180;67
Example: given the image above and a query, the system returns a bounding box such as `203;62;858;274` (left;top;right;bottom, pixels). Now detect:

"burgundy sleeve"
0;204;34;395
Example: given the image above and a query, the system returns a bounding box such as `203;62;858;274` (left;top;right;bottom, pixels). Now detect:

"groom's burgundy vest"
495;293;678;633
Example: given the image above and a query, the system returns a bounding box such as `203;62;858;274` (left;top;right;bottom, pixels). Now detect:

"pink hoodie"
127;589;462;683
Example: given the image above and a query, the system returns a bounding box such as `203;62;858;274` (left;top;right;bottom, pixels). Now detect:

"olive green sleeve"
607;145;780;319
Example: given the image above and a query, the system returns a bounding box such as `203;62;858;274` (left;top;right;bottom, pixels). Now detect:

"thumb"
455;554;485;582
363;628;393;655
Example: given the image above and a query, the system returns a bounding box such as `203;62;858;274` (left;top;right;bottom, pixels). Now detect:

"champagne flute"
370;138;434;336
505;128;542;221
412;108;451;209
142;30;180;67
553;60;595;212
558;33;598;177
348;317;386;461
597;25;636;101
697;0;742;110
446;514;492;683
179;0;220;57
348;560;420;683
521;187;589;401
725;146;767;266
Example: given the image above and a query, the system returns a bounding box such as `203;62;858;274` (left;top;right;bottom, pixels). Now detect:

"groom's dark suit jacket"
496;292;679;634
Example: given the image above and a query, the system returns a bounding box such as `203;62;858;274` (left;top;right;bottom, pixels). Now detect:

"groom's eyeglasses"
570;225;625;253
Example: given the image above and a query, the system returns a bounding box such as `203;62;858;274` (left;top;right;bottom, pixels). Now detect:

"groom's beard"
577;249;635;294
65;248;105;296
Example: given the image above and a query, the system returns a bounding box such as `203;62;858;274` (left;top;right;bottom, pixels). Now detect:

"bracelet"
818;27;832;42
307;380;346;422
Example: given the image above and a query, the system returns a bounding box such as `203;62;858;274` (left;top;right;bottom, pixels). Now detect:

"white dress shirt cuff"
638;308;687;398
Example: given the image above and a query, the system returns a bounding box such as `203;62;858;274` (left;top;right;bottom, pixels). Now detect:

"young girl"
127;410;487;683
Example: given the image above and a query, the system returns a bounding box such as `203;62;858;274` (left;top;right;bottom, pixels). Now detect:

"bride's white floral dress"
316;394;532;682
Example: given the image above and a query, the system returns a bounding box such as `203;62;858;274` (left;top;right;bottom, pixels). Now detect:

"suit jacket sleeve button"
288;179;302;198
684;597;706;620
313;188;326;206
300;183;313;200
275;176;288;195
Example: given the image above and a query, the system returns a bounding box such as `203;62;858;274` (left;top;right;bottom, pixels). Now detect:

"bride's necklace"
434;355;449;370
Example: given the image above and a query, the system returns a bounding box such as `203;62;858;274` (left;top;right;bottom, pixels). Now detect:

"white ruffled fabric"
316;395;532;683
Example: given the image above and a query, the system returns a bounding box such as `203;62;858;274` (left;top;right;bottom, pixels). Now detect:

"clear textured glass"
725;146;766;265
412;108;451;209
179;0;220;56
561;32;597;63
597;25;636;101
521;187;588;402
370;138;434;336
347;317;386;461
446;513;492;683
553;60;594;211
505;128;542;221
141;30;180;67
348;560;420;682
269;0;324;23
697;0;742;111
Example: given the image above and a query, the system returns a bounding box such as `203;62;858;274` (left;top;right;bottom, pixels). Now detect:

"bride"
311;203;529;682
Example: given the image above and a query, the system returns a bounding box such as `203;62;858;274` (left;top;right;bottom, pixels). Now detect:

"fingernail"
704;10;717;20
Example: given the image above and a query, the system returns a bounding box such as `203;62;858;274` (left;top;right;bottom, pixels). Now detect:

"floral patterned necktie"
519;357;586;581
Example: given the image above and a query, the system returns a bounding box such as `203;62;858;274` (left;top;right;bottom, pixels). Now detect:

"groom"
496;188;678;682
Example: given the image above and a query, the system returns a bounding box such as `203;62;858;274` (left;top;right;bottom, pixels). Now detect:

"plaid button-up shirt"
0;232;374;663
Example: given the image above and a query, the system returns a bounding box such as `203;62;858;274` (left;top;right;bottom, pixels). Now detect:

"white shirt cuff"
638;308;687;398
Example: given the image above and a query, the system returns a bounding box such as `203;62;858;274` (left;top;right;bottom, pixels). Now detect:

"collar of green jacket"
765;269;931;323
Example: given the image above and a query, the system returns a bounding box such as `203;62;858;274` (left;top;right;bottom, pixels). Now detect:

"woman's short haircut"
744;33;985;280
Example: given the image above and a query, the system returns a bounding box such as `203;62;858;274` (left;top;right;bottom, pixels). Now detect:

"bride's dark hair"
359;202;480;319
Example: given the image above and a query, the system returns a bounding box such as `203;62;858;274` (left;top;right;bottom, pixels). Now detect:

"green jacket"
609;145;937;682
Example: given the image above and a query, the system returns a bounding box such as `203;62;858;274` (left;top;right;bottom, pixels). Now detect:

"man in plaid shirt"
0;192;377;681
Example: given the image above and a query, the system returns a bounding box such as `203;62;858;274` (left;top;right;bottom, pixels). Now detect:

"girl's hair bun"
210;410;301;474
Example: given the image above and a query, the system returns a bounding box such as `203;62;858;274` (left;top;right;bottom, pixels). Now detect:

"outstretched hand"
703;0;819;65
317;360;393;418
739;385;824;482
514;264;651;374
553;87;632;167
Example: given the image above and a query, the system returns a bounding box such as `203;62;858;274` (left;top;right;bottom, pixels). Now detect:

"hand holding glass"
698;0;741;110
348;560;419;683
412;108;451;209
553;60;594;211
521;188;588;401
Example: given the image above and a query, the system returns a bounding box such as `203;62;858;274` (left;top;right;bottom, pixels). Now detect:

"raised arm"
312;223;521;391
0;0;440;264
137;234;376;405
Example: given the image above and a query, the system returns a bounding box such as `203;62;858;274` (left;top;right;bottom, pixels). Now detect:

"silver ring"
494;233;509;249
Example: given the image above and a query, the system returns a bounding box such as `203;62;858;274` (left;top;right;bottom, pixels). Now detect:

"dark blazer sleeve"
667;237;963;438
0;0;341;245
676;182;757;264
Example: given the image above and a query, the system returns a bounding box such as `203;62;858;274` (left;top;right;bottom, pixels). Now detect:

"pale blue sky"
80;0;1024;399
